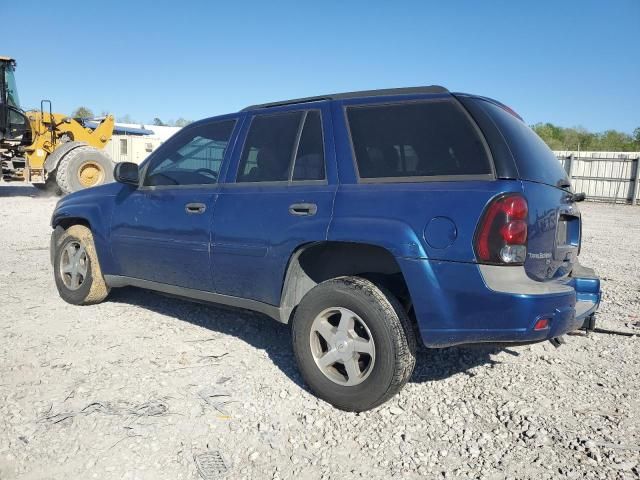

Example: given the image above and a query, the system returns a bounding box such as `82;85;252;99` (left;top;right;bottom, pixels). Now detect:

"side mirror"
114;162;139;185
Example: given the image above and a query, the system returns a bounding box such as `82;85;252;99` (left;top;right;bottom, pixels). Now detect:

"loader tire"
53;224;110;305
55;146;114;194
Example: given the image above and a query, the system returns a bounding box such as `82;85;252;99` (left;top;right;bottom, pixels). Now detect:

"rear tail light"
475;194;528;264
534;318;550;330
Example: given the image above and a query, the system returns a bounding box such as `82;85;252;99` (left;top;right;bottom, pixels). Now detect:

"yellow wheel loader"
0;56;115;194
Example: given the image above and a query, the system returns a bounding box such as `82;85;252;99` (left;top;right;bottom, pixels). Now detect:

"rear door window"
346;100;492;180
472;98;569;188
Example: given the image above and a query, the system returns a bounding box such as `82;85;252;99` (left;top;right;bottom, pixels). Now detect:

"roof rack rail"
241;85;448;111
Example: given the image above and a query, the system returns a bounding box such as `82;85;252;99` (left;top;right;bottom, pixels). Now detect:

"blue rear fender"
329;180;523;262
398;257;600;347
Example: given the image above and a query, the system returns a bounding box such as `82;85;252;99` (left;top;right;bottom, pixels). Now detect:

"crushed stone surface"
0;183;638;479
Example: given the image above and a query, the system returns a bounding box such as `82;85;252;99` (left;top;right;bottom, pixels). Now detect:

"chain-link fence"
554;151;640;205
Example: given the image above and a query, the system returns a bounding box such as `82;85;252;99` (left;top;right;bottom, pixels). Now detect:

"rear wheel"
291;276;416;412
53;225;109;305
55;146;114;194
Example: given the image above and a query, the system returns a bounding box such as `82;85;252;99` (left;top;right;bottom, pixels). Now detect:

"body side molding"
104;275;284;322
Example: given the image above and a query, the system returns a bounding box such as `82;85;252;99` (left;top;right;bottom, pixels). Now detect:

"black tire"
55;146;114;195
53;225;110;305
291;276;416;412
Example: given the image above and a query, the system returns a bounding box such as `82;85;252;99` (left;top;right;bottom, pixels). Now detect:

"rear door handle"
185;202;207;214
289;203;317;216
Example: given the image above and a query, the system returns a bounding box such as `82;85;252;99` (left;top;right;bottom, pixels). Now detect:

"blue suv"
50;86;601;411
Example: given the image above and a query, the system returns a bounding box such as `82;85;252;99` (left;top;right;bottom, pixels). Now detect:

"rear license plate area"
557;217;568;246
557;214;579;247
554;214;580;261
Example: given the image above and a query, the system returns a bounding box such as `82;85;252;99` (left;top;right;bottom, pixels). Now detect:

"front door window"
144;119;236;186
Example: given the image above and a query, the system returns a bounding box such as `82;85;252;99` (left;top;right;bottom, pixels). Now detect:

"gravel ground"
0;182;638;480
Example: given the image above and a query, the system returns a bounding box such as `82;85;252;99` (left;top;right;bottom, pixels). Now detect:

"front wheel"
291;276;416;412
53;225;110;305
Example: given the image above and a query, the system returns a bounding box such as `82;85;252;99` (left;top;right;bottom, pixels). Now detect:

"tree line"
70;107;191;128
530;123;639;152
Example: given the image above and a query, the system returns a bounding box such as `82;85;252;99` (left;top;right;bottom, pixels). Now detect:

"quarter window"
292;111;325;181
347;100;491;179
237;111;303;182
144;119;235;186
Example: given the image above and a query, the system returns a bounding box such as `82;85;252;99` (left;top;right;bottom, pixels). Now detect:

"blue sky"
4;1;639;132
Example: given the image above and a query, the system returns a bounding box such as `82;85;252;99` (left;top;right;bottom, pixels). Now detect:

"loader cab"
0;56;30;143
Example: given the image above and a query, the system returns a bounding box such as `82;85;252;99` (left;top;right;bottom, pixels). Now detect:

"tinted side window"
144;119;235;186
347;100;491;179
292;111;325;181
238;112;303;182
474;98;569;188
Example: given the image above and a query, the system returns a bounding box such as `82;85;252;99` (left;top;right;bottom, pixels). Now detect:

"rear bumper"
398;258;601;348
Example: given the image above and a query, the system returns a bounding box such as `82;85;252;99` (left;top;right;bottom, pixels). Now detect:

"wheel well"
280;242;412;323
50;218;91;266
55;218;91;230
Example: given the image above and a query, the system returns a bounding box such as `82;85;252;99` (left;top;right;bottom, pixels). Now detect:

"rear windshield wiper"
556;179;585;202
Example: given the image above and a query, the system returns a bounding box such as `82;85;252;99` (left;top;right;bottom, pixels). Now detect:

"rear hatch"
458;95;581;281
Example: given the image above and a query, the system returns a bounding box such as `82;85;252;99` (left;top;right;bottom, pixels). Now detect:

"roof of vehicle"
242;85;449;111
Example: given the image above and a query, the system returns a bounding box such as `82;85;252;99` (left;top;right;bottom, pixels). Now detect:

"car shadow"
0;184;53;197
107;287;503;390
411;344;505;383
108;287;306;386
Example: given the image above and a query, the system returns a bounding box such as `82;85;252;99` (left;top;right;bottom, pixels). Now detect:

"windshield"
4;65;21;109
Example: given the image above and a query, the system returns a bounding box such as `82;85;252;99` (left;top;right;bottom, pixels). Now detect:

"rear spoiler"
453;93;524;121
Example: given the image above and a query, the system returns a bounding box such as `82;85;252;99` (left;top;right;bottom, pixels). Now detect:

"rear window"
346;100;492;180
475;99;569;188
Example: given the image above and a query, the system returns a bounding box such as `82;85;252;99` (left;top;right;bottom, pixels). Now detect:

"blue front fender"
51;196;117;275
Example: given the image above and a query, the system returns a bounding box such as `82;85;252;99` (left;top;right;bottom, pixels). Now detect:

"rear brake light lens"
475;194;528;264
534;318;550;330
500;220;527;244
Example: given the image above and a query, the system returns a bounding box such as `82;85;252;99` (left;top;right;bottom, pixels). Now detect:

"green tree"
72;106;94;119
173;118;191;127
152;117;166;126
561;126;595;151
532;123;636;152
597;130;634;151
531;123;564;149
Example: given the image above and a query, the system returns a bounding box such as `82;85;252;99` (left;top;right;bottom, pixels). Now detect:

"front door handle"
185;202;207;214
289;203;317;216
